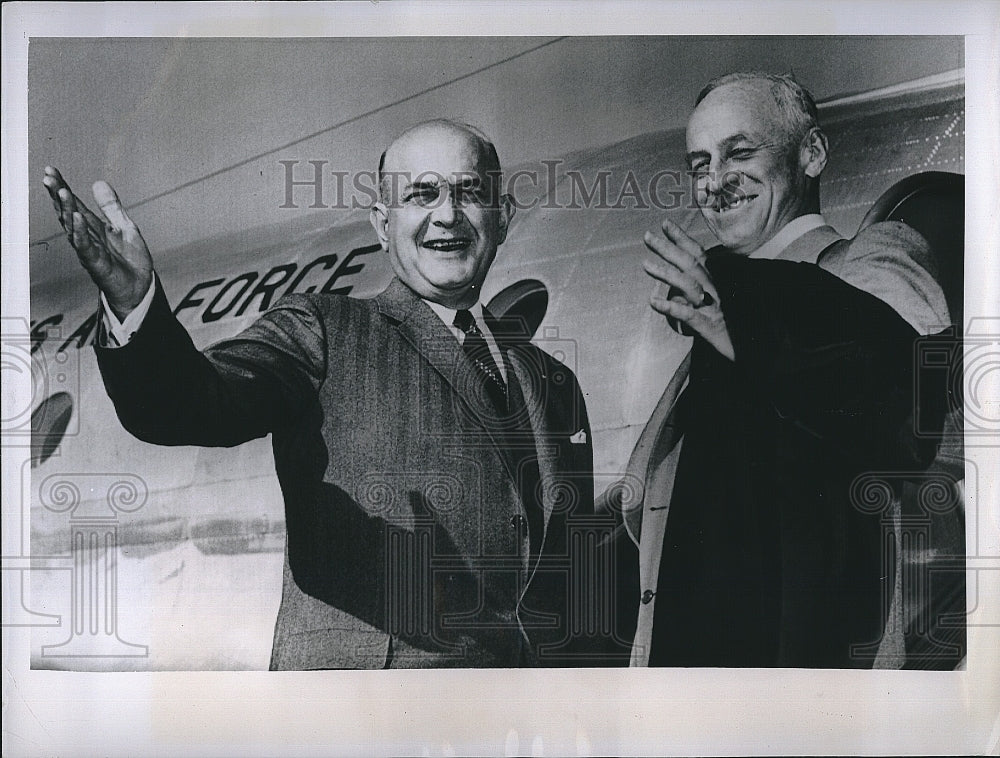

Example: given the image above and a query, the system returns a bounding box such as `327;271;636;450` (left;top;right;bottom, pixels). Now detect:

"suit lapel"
375;279;522;481
376;279;503;421
622;351;691;545
776;224;844;263
487;311;557;582
504;348;556;523
484;309;555;512
504;345;559;591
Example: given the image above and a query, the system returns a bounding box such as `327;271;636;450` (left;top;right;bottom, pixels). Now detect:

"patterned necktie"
454;308;507;413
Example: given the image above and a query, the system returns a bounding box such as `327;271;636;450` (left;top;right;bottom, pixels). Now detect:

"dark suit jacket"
96;277;601;669
608;253;948;668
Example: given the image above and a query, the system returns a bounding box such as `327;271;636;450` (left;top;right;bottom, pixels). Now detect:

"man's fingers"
57;188;76;234
92;180;132;231
650;294;711;337
71;212;95;261
42;166;68;204
660;217;706;264
44;169;107;241
643;258;698;301
643;229;684;266
75;192;108;239
643;254;718;308
43;167;104;263
651;281;735;361
70;211;111;274
644;228;707;278
42;174;62;209
44;165;66;185
650;294;699;323
43;168;152;308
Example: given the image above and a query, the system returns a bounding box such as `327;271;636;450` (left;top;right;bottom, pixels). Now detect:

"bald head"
378;120;502;204
368;119;514;308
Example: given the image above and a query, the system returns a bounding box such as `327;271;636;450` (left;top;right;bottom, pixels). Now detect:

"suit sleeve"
706;252;944;470
821;221;951;335
95;276;328;447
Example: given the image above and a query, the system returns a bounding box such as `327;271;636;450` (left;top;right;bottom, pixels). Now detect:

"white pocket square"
570;429;587;444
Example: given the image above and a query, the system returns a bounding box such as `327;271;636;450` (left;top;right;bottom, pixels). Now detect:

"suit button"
641;589;655;605
510;514;527;530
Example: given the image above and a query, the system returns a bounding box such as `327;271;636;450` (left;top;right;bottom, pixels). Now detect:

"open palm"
42;166;153;319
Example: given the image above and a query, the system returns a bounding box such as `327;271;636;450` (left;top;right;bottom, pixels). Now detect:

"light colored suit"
773;221;950;334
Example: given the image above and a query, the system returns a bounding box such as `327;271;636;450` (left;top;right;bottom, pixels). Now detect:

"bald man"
43;120;606;669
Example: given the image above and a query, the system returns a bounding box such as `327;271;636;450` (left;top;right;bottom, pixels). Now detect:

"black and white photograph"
3;2;998;755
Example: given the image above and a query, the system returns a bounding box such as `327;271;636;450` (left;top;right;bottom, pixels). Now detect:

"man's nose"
430;189;462;226
704;162;742;194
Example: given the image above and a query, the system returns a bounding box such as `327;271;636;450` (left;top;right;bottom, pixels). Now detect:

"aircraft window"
486;279;549;340
30;391;73;468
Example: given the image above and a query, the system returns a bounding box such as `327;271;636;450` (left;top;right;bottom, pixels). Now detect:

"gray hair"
696;71;821;147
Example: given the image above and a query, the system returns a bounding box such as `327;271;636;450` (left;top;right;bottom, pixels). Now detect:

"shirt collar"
749;214;827;260
424;298;506;382
424;299;485;331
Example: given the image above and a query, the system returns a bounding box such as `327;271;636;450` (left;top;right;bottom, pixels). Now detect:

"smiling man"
618;73;950;668
372;121;508;307
685;75;821;256
42;119;602;669
678;72;948;332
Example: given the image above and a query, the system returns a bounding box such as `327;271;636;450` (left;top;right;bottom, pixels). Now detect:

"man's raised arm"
40;166;327;447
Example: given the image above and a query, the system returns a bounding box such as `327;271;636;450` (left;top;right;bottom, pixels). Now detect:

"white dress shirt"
748;213;827;260
423;299;507;382
100;280;157;347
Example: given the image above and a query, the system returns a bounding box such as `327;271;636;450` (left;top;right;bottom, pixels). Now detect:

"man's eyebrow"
686;134;757;167
719;133;754;150
406;176;482;190
453;174;483;188
685;149;710;166
405;178;441;191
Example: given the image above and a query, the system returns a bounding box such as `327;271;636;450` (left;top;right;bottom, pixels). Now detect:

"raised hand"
42;167;153;320
643;217;735;361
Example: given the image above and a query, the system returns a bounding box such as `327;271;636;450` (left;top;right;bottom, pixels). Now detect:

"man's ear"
801;127;829;179
369;203;389;251
496;193;516;245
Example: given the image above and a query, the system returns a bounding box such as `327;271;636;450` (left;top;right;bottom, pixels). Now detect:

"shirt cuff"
98;279;157;348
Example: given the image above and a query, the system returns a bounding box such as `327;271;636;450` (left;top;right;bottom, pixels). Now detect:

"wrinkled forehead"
382;126;494;185
686;81;786;150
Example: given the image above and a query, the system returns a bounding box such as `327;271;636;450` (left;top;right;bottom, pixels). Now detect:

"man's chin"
707;219;763;254
419;276;483;306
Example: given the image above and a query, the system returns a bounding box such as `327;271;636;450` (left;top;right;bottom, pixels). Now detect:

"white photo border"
3;2;998;756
